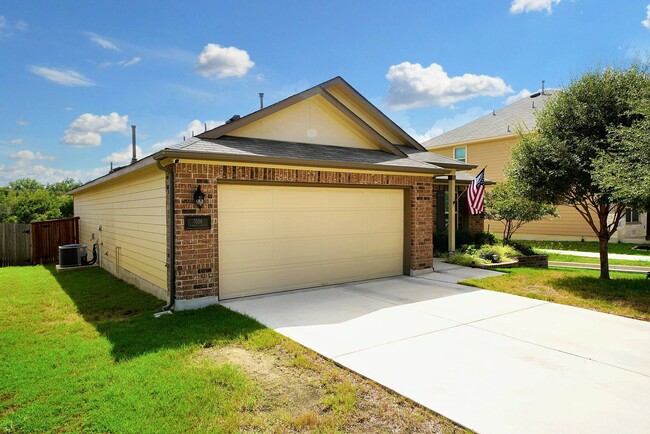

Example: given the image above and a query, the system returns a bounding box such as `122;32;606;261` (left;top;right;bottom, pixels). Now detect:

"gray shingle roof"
424;92;553;148
165;135;451;172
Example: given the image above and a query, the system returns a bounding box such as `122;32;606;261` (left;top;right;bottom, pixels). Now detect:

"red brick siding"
172;163;434;301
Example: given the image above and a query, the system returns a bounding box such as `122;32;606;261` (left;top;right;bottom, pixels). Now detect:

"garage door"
218;184;404;299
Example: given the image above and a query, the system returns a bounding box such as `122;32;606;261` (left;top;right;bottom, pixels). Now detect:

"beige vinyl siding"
230;95;382;150
514;205;597;240
326;84;404;144
73;165;167;292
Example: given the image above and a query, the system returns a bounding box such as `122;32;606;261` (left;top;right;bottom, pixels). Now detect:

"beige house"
70;77;481;310
424;91;649;243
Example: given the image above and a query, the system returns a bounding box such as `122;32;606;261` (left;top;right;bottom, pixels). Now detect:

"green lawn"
462;267;650;321
0;265;462;433
525;240;650;256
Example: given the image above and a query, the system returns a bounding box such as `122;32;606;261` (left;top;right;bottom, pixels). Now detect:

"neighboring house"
70;77;480;310
424;91;649;243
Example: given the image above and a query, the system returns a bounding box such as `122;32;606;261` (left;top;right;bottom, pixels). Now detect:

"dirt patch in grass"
198;343;466;433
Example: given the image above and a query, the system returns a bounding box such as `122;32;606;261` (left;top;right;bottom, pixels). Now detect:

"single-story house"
70;77;481;310
423;91;649;243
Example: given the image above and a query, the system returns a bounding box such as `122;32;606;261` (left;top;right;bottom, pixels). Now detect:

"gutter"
155;159;176;315
153;149;450;176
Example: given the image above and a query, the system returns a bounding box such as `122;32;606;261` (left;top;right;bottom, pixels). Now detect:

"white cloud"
9;138;24;145
29;66;94;87
150;119;224;151
410;107;491;142
504;88;532;105
61;112;129;147
0;15;28;37
10;150;55;161
510;0;560;14
87;32;120;51
0;159;107;186
385;62;513;110
195;43;254;78
99;56;141;68
102;144;142;164
16;120;29;127
643;4;650;29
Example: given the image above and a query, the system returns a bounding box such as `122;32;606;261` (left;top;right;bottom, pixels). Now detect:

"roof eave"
68;156;157;195
154;149;450;176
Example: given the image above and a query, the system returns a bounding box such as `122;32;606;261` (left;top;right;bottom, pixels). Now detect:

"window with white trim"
626;208;640;223
453;147;466;162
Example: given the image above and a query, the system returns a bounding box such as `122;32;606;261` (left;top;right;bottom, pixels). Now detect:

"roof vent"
530;91;541;98
226;114;241;124
492;110;496;116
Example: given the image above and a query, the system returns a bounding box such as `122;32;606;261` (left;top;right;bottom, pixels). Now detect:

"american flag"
468;169;485;215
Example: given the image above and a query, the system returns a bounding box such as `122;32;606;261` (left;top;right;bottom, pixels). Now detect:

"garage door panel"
366;189;403;209
323;188;366;209
274;187;323;209
366;232;403;256
274;212;324;237
218;185;404;299
220;241;275;272
220;269;276;297
275;238;323;265
219;186;273;210
323;211;367;235
321;235;366;259
366;210;403;233
274;264;324;290
220;213;274;241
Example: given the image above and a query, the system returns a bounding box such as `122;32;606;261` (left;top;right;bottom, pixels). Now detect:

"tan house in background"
70;77;480;310
424;91;649;243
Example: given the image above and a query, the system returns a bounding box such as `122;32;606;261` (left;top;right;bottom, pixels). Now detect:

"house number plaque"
184;215;211;230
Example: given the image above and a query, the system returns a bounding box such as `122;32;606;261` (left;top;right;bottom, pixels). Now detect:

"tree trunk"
598;205;610;280
598;235;610;279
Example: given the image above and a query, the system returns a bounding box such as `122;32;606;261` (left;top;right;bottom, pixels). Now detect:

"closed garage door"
218;184;404;299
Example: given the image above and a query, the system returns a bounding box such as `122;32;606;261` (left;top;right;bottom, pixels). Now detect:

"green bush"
476;244;521;263
505;240;536;256
447;253;488;267
434;231;498;253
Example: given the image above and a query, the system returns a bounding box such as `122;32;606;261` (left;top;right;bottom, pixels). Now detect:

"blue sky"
1;0;649;185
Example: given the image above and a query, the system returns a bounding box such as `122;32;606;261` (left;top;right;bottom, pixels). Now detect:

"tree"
593;99;650;212
509;65;650;279
484;180;557;244
0;178;82;223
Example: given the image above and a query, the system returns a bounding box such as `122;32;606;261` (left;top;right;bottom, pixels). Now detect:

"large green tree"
0;178;82;223
484;180;557;244
508;65;650;279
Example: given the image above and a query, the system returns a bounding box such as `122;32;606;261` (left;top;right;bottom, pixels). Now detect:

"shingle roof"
162;136;457;173
424;92;553;149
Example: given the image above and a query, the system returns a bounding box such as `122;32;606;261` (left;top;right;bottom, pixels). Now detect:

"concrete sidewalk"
540;248;650;261
550;261;650;274
223;264;650;433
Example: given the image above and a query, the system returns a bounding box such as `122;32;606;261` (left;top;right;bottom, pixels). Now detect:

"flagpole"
454;165;486;205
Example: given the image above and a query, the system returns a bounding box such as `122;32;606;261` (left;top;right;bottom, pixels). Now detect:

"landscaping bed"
0;265;465;433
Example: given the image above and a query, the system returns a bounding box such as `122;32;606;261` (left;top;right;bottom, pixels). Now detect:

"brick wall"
172;163;434;301
431;184;485;235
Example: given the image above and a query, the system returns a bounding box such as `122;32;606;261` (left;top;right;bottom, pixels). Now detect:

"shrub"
447;253;488;267
475;244;521;263
505;240;536;256
434;231;498;253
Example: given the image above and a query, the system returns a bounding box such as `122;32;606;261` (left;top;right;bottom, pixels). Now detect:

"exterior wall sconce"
193;185;205;209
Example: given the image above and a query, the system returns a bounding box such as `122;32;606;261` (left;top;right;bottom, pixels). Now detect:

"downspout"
156;159;176;315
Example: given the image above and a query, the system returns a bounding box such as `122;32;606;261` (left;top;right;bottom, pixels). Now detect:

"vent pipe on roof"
541;80;546;95
492;110;496;116
259;92;264;109
131;125;137;165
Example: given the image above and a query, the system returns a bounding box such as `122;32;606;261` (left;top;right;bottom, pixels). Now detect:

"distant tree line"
0;178;82;223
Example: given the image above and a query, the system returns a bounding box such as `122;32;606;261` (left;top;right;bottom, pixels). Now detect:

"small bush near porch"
0;266;464;433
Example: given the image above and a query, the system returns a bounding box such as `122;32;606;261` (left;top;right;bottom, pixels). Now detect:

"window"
626;208;640;223
453;147;466;162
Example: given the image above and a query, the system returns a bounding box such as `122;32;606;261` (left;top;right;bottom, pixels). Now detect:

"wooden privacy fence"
0;223;32;267
31;217;80;265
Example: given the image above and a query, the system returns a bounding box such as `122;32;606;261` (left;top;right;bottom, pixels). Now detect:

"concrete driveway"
222;262;650;433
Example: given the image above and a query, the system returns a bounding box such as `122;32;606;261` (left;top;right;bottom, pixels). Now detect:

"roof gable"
198;77;425;157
